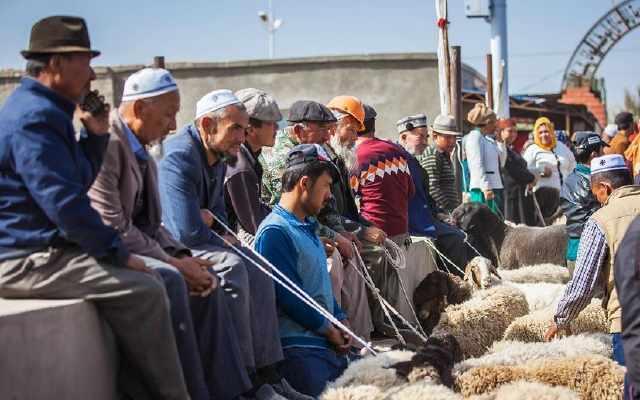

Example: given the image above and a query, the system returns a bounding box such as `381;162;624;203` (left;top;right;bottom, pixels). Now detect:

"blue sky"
2;0;639;115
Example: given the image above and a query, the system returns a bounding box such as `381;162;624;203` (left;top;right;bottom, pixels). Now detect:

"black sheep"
413;271;471;336
451;203;567;270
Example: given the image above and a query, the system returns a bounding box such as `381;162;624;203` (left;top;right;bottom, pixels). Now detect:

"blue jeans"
613;333;626;366
278;347;348;397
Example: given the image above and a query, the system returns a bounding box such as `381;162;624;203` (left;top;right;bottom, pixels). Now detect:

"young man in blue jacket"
255;144;352;397
0;16;187;398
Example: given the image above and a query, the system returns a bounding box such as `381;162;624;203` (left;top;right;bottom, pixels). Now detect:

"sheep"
455;355;624;400
433;285;529;359
467;381;578;400
390;333;462;388
320;385;383;400
452;203;567;270
503;299;607;342
413;270;472;335
384;382;462;400
327;350;414;390
498;264;570;284
453;333;612;376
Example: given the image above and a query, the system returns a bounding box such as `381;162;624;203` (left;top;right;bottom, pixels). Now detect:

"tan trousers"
327;249;373;343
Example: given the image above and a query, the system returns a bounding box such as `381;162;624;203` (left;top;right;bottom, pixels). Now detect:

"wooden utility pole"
486;54;494;110
153;56;165;69
450;45;464;203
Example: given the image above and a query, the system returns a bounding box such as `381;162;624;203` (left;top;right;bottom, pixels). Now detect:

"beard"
329;135;357;172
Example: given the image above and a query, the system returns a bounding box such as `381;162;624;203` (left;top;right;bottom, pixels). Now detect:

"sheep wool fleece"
591;185;640;333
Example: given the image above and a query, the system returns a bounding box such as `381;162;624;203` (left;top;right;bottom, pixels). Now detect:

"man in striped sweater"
418;116;461;214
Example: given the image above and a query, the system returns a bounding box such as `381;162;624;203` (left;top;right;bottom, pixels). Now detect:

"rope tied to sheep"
210;214;377;355
424;239;466;276
353;244;429;345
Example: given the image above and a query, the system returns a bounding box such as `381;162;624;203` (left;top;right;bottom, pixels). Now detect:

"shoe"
271;378;315;400
254;384;288;400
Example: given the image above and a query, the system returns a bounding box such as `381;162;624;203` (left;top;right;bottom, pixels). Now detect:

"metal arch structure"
562;0;640;90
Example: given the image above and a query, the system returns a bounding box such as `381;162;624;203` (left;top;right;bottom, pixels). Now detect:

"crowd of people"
3;15;640;400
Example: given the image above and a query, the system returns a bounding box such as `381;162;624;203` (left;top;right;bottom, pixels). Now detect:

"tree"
624;86;640;117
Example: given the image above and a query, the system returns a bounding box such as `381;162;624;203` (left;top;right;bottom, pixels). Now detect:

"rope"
383;238;406;270
462;231;484;258
424;239;466;276
210;214;377;355
352;245;429;344
352;245;407;346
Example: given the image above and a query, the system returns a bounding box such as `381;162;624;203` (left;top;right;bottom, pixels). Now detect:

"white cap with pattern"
121;68;178;102
591;154;628;175
195;89;241;120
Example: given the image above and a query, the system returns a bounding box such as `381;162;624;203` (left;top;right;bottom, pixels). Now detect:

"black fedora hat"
21;16;100;59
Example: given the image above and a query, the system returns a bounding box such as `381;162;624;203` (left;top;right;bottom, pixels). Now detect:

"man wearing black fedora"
0;16;189;399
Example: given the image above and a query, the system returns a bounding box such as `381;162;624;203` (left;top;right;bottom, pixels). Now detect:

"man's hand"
126;254;150;273
342;231;362;249
170;256;217;296
483;189;495;201
321;237;337;258
362;226;386;245
544;322;571;341
200;209;214;227
335;233;354;259
76;104;111;135
325;324;346;351
337;320;354;354
541;165;553;178
222;234;240;247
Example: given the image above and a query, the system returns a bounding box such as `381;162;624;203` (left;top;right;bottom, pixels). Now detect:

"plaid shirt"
554;218;608;327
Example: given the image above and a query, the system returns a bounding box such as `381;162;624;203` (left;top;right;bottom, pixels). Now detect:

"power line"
516;67;566;93
464;47;640;60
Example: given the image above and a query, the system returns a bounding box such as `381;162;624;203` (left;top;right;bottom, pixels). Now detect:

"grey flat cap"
397;113;428;134
431;114;461;136
235;88;282;122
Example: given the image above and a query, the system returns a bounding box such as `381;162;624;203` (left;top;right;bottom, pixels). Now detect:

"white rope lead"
209;214;377;355
353;244;429;344
424;239;466;276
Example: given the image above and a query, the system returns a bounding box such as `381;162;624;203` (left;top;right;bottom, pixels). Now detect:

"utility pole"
490;0;509;117
258;0;283;59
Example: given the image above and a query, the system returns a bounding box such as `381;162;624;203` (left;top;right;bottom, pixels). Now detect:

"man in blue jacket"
0;16;187;398
255;144;352;397
159;90;309;400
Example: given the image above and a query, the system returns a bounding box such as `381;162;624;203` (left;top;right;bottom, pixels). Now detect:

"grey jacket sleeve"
224;170;271;235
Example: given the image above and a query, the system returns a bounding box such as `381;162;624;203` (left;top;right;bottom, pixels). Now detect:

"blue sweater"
407;154;437;237
0;78;128;265
158;123;227;249
255;205;346;349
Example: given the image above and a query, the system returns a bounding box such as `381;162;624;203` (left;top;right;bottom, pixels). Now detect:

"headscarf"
533;117;557;151
497;118;515;129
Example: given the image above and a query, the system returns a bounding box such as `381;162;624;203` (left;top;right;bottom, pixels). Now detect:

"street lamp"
258;0;283;59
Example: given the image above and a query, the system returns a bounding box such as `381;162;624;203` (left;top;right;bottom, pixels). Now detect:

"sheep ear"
470;265;482;289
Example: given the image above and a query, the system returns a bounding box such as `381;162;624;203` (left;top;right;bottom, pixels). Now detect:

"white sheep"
468;381;578;400
503;299;607;342
320;385;382;400
384;382;462;400
434;285;529;359
502;282;565;311
499;264;570;284
327;350;414;390
453;333;612;376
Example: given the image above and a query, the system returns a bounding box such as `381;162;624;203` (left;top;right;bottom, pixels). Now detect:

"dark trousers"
278;347;348;397
433;219;473;277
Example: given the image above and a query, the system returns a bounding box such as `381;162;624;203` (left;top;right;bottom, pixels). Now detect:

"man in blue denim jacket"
255;144;352;397
0;16;187;398
159;89;310;400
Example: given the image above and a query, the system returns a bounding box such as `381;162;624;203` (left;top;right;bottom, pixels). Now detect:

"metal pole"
490;0;510;117
268;0;274;59
450;45;463;203
486;54;494;110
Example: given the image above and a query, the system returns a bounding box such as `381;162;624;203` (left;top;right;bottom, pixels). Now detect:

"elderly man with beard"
0;16;188;398
159;90;310;400
88;68;255;400
224;88;282;239
262;100;373;340
398;114;473;276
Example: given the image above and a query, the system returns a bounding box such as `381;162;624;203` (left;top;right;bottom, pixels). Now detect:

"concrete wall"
0;53;485;139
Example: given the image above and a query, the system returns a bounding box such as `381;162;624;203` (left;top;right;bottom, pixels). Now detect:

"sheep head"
464;256;501;290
